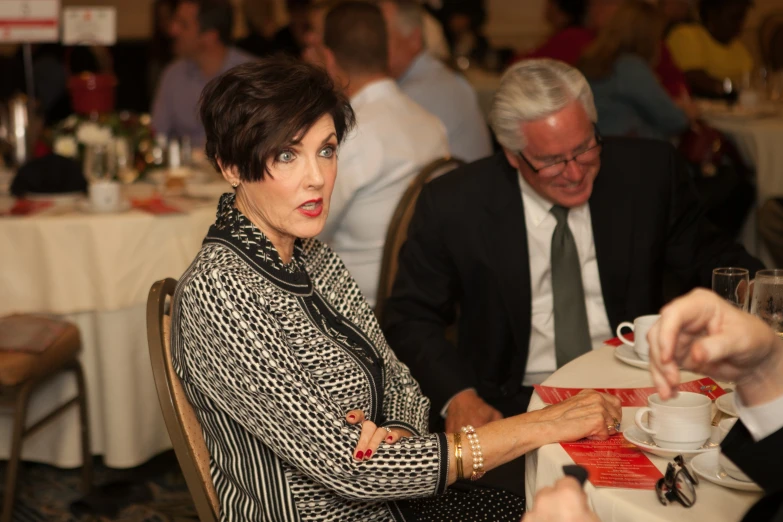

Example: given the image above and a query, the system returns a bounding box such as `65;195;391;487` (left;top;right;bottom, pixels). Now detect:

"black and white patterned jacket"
171;194;449;521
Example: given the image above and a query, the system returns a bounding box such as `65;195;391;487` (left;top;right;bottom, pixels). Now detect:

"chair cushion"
0;318;80;387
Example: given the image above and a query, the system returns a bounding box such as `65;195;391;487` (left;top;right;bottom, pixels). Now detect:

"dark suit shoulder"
423;152;516;214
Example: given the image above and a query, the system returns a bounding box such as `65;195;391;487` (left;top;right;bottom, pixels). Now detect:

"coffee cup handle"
634;407;656;435
616;322;635;346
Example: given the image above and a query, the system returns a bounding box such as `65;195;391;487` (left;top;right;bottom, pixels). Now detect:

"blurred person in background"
151;0;254;146
579;0;691;140
304;1;449;307
381;0;492;162
666;0;753;97
520;0;592;66
659;0;695;34
237;0;277;58
273;0;313;58
148;0;178;99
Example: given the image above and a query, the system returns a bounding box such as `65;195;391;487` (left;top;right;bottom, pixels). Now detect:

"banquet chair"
0;314;92;522
375;156;465;325
147;278;219;522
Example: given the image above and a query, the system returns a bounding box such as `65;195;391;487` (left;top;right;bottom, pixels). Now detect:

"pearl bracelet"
461;425;485;481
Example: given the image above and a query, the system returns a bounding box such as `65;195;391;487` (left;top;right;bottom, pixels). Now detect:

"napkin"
0;199;54;216
10;154;87;197
131;196;182;215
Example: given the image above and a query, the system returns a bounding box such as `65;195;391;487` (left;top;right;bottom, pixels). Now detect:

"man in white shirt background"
303;0;449;307
380;0;492;163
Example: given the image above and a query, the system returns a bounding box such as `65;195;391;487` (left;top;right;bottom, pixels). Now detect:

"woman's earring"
231;181;239;188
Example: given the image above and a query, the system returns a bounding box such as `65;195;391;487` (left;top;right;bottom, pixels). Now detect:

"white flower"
53;135;78;158
76;122;113;146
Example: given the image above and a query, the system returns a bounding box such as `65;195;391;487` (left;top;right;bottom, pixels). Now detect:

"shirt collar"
518;171;554;228
517;172;589;227
398;52;429;85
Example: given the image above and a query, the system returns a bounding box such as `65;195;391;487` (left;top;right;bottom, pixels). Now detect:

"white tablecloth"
525;345;762;522
0;194;218;467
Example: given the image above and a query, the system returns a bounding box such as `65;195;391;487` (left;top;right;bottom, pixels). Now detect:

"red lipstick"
297;198;323;217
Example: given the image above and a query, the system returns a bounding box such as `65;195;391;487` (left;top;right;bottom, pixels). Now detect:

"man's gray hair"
489;59;598;152
387;0;423;37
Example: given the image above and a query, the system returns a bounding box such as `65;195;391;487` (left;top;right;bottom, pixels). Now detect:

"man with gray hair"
383;59;761;491
380;0;492;162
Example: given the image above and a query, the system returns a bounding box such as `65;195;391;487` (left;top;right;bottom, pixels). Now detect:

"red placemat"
131;197;182;215
534;377;726;407
605;333;633;347
560;434;663;489
0;199;53;217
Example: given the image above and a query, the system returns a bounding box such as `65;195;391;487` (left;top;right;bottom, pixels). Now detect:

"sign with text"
561;434;663;490
0;0;60;43
62;7;116;45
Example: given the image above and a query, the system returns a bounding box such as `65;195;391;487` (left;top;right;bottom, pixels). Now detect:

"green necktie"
550;205;592;367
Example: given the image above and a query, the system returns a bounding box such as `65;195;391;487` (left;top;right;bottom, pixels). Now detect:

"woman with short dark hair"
171;56;621;521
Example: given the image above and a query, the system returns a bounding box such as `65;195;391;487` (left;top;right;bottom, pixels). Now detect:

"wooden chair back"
147;278;219;522
375;157;465;323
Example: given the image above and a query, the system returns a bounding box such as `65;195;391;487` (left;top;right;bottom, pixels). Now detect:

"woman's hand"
533;390;623;442
345;410;412;461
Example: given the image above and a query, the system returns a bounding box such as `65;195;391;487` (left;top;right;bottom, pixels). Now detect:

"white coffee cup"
88;180;121;211
634;392;712;450
718;418;752;482
616;314;660;361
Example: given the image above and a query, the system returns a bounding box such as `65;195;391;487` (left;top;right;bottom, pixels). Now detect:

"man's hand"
524;476;600;522
647;289;783;406
445;389;503;433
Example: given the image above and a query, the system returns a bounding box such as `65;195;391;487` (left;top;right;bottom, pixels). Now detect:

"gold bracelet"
462;425;485;481
454;431;464;480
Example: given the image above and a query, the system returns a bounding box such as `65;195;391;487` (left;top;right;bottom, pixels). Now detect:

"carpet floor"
0;451;197;521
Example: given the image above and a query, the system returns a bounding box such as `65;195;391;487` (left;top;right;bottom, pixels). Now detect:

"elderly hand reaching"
345;410;412;461
647;289;783;406
524;476;600;522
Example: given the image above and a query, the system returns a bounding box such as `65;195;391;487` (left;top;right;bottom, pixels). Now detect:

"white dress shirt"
319;79;450;306
735;392;783;441
519;174;612;385
398;53;492;163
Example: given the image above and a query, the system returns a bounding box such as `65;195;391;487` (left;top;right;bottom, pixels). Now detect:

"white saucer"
715;392;738;417
622;426;721;458
77;199;132;214
613;344;650;369
691;451;762;492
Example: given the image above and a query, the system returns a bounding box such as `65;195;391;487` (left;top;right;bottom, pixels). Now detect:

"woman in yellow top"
666;0;753;97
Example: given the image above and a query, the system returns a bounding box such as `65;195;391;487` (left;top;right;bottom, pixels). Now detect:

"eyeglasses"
656;455;699;508
517;127;603;179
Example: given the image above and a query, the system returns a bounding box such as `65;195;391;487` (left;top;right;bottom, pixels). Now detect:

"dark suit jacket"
723;422;783;522
382;139;764;416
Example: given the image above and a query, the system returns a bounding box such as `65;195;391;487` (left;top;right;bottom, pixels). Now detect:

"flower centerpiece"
49;111;156;183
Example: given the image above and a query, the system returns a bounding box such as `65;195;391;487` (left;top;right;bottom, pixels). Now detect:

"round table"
0;190;219;467
525;345;762;522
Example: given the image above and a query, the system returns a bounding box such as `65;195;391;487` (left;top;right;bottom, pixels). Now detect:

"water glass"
751;269;783;337
83;143;116;182
712;267;750;311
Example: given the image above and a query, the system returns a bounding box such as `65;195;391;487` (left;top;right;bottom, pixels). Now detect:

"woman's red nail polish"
386;436;393;442
355;451;364;460
348;414;355;420
365;449;372;458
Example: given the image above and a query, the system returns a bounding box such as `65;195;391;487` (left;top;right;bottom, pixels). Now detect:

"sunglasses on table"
656;454;699;508
517;127;603;179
